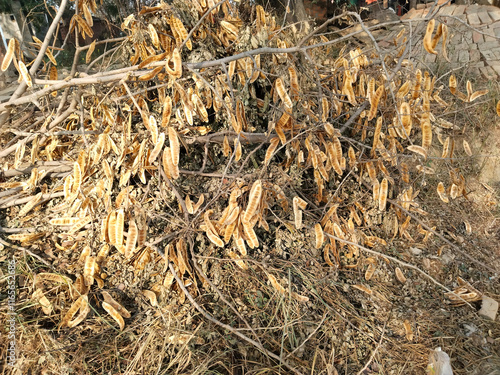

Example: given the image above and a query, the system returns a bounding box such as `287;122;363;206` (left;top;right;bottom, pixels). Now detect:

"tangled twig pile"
1;0;499;373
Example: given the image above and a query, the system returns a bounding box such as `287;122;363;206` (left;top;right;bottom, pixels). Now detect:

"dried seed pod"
115;209;124;251
421;119;432;150
243;180;262;223
275;77;293;110
148;132;165;164
449;74;457;95
68;216;92;235
379;178;388;211
442;136;450;158
267;274;286;295
497;100;500;117
403;320;413;341
314;223;324;249
243;223;259;249
400;102;412;136
125;219;138;258
365;263;377;281
108;211;117;246
264;137;279;165
289;66;299;98
368;85;384;120
161;96;172;127
407;145;427;159
165;48;182;78
86;40;96;64
423;19;437;54
437;182;449;203
228;250;248;270
18;61;32;87
83;256;96;286
102;291;131;318
168;127;180;166
395;267;406;283
234;138;242;162
33;289;53;315
397;80;411;99
372;179;380;202
18;192;42;217
62;295;86;328
102;301;125;330
1;38;16;71
430;23;443;50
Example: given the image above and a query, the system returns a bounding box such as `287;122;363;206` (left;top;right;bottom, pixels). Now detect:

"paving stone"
467;13;481;25
480;65;498;79
463;31;473;44
458;50;470;63
424;53;437;63
465;4;481;14
478;41;500;51
469;49;481;62
472;31;484;43
469;61;485;68
438;5;456;16
478;12;492;25
452;4;467;16
484;35;497;42
481;49;497;60
488;10;500;22
478;296;498;321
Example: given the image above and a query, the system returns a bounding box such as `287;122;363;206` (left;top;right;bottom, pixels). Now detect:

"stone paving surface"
396;4;500;79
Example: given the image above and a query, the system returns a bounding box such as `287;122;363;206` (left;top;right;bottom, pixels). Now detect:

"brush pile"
0;0;499;373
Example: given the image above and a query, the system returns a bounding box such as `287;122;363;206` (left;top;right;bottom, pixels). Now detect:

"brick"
465;4;481;14
481;49;497;60
424;53;437;63
439;5;456;16
469;49;481;62
467;13;481;26
458;50;470;63
488;11;500;22
452;5;466;16
477;12;492;25
478;41;499;51
472;31;484;43
480;65;497;79
490;62;500;76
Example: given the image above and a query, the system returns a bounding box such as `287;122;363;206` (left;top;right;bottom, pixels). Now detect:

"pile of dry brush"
1;0;499;373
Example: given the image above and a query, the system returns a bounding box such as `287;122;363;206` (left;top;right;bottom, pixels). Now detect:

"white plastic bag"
427;347;453;375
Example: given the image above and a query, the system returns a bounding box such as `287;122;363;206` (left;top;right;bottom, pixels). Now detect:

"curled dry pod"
314;223;324;249
437;182;449;203
365;263;376;281
368;85;384;121
115;209;124;251
449;74;457;95
423;19;437;54
102;301;125;330
431;23;443;50
372;179;380;202
102;291;131;318
395;267;406;283
165;48;182;78
32;289;53;315
497;100;500;117
142;290;158;306
83;256;96;286
62;295;86;328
